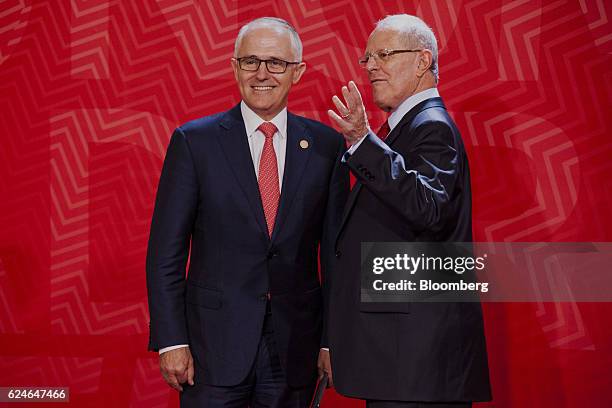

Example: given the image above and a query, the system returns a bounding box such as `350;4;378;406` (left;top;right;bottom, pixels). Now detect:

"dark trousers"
366;402;472;408
180;304;316;408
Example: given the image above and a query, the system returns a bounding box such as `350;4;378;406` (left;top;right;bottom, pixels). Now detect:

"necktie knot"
258;122;277;139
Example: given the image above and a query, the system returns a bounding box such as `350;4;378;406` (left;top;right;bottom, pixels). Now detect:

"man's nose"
366;57;379;72
255;62;270;80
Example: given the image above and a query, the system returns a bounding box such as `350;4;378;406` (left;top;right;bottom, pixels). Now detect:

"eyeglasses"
235;56;300;74
358;49;422;67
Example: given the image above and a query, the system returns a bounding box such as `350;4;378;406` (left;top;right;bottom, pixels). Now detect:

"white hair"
375;14;439;82
234;17;303;62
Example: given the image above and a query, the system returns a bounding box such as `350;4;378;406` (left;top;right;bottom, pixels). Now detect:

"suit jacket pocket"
186;281;223;310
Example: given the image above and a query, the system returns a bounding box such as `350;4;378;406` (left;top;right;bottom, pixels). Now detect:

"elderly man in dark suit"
146;17;348;407
321;14;491;408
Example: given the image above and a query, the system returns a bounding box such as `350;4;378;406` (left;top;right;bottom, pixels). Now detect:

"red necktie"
257;122;280;237
377;120;390;141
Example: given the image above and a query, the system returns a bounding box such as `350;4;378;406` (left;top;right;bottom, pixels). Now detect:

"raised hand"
327;81;370;145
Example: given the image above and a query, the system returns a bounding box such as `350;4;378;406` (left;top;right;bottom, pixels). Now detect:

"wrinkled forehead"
237;26;296;60
366;28;414;51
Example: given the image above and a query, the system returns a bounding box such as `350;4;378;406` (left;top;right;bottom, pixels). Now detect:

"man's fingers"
317;356;325;380
348;81;362;101
345;82;358;109
317;349;334;388
329;89;368;144
327;110;349;131
159;347;193;391
187;354;195;386
348;81;365;112
327;371;334;388
332;95;349;116
175;367;188;384
341;86;353;111
163;372;184;392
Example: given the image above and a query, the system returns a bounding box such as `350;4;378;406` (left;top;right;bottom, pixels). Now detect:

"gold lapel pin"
299;139;309;149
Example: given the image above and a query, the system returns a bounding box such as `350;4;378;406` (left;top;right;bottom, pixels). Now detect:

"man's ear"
417;50;433;77
230;58;239;82
292;62;307;84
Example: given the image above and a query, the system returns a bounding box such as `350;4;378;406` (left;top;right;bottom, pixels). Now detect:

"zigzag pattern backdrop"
1;0;611;407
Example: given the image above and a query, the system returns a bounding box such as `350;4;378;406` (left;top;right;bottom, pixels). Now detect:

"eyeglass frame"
233;56;301;74
358;49;423;67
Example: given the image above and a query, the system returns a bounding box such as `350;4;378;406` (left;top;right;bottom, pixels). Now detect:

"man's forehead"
240;27;291;47
367;29;411;49
238;27;294;56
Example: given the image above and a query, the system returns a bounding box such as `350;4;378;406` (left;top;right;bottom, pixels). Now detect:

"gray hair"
234;17;303;62
375;14;439;82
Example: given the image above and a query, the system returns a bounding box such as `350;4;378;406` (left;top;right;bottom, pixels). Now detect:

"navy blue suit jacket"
146;104;349;387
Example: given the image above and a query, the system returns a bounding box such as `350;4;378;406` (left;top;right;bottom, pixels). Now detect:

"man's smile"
251;85;277;91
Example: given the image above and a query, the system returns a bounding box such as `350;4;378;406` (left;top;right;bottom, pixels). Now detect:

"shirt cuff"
159;344;189;354
320;347;330;351
342;131;370;162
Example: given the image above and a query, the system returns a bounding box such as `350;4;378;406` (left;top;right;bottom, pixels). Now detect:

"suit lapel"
218;104;269;241
385;97;445;146
334;97;446;248
270;112;312;243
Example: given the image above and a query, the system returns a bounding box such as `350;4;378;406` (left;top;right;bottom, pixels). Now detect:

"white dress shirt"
241;101;287;190
347;87;440;154
158;102;288;355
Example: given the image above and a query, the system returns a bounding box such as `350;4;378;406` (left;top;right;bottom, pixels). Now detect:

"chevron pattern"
1;1;611;407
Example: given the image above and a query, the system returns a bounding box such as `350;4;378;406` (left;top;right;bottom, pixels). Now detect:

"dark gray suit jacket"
328;97;492;401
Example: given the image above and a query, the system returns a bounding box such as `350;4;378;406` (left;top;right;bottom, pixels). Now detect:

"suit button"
259;292;270;300
335;250;342;258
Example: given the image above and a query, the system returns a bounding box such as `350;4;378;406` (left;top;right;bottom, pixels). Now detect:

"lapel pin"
299;139;309;149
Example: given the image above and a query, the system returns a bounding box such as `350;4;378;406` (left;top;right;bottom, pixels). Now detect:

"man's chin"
244;96;270;107
246;95;276;107
244;100;280;119
249;102;274;112
373;97;391;112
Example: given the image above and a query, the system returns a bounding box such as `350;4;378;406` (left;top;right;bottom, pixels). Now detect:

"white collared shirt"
347;87;440;154
387;87;440;132
241;101;287;191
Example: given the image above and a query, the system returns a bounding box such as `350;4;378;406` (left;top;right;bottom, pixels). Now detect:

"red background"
1;1;611;407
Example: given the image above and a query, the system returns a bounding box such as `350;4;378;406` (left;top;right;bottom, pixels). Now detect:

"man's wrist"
159;344;189;355
350;130;369;146
346;130;370;156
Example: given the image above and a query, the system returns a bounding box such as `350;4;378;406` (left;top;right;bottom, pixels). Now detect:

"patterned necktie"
257;122;280;237
377;119;391;141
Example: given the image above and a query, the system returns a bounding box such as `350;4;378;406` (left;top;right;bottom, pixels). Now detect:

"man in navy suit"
324;14;491;407
146;17;349;407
